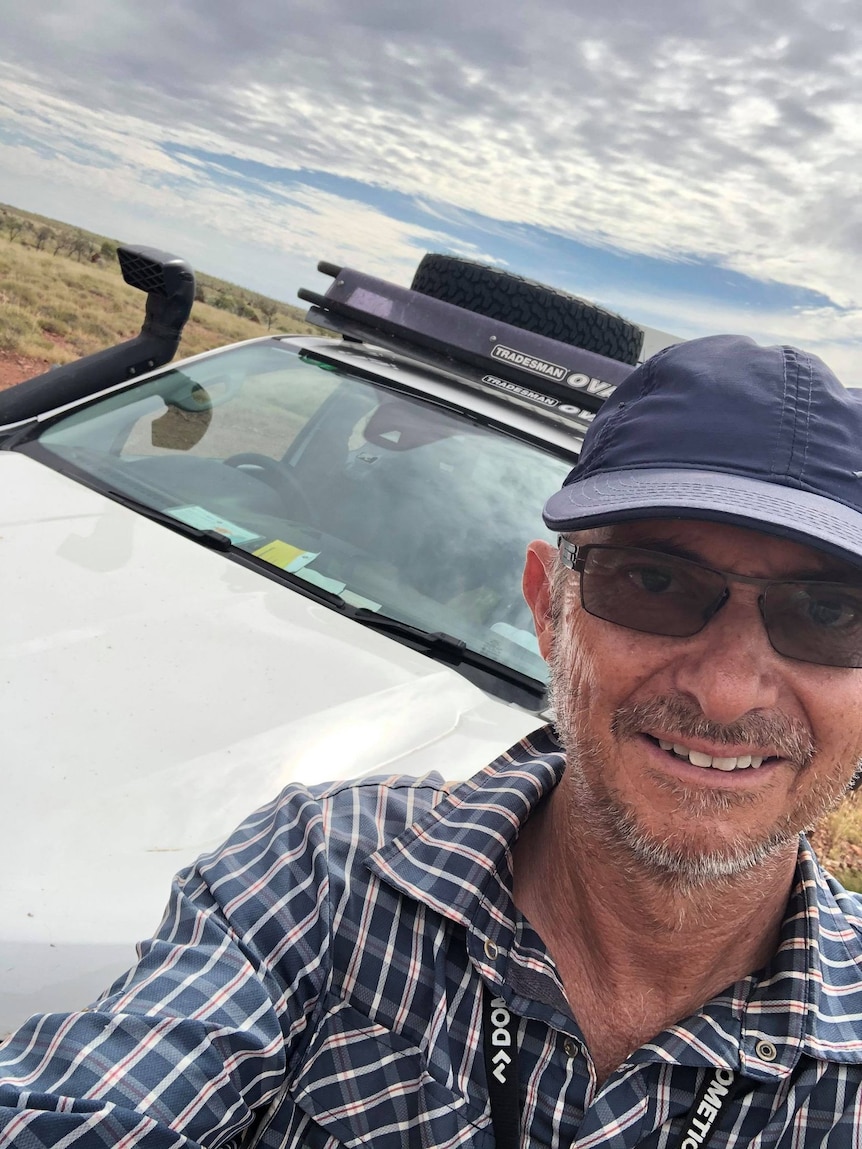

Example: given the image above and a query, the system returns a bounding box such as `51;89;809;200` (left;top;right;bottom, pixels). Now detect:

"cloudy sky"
1;1;861;378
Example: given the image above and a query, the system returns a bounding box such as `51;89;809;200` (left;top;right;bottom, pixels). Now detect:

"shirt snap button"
483;938;499;961
563;1038;577;1058
755;1039;778;1062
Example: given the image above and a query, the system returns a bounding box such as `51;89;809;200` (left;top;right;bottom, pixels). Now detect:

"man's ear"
522;540;558;661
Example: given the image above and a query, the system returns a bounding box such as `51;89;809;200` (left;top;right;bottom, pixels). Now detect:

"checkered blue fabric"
2;726;862;1146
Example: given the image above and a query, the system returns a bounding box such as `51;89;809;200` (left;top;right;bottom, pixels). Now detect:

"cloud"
2;0;862;378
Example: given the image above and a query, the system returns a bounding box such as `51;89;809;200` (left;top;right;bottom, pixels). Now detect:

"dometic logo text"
680;1068;735;1148
490;345;567;381
489;997;513;1084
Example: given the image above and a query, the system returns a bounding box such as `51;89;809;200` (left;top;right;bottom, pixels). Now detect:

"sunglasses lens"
580;547;726;637
763;583;862;667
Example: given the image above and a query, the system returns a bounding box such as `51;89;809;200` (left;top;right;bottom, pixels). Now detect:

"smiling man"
2;335;862;1146
516;335;862;1116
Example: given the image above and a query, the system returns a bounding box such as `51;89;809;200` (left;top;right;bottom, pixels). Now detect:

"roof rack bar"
300;330;595;439
299;268;631;414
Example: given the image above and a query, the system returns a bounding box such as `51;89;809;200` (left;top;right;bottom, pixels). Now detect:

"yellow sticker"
253;540;307;568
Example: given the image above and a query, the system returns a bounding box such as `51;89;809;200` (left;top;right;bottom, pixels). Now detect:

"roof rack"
299;264;632;416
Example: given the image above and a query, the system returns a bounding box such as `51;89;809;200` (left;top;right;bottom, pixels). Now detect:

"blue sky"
1;0;861;378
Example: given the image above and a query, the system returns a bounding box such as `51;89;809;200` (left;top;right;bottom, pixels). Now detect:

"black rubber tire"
410;253;643;366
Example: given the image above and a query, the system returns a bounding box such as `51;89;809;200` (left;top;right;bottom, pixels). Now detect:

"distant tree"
194;283;208;304
69;230;94;262
34;226;55;251
259;298;279;330
99;240;118;262
51;231;69;256
234;300;258;321
5;214;27;243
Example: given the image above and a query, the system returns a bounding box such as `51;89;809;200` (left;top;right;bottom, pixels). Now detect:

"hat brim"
542;468;862;568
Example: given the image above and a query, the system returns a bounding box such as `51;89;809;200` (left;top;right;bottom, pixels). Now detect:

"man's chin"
586;790;796;892
616;822;794;892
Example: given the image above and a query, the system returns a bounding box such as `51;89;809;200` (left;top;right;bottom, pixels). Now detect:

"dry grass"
0;235;320;367
809;791;862;892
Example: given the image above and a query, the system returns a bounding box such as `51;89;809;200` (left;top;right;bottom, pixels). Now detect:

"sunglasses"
558;540;862;668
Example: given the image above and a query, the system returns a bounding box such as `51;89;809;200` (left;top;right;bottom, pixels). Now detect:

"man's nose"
668;592;782;726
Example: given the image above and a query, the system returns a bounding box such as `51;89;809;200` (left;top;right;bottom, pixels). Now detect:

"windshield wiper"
105;490;234;551
344;606;543;697
345;608;467;663
99;493;542;697
236;547;542;691
111;521;543;700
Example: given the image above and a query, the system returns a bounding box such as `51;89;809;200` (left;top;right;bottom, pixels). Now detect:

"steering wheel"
223;453;314;521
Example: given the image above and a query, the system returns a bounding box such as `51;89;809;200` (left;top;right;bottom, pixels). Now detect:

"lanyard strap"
670;1065;743;1149
483;985;742;1149
482;986;521;1149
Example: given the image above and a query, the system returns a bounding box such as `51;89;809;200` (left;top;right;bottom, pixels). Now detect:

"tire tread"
410;254;643;365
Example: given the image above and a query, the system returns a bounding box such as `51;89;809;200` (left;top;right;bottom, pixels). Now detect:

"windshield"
30;341;571;688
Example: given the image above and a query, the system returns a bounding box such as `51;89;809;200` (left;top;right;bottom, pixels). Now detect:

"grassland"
0;204;320;380
808;792;862;891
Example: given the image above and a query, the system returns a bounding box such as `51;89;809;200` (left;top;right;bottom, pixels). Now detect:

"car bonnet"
0;453;544;1034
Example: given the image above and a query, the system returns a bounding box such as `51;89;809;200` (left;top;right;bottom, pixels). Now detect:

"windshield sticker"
341;590;382;612
491;621;541;655
296;568;347;595
167;505;262;545
253;540;319;571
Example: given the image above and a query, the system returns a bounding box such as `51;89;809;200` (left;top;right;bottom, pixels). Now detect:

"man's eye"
806;595;860;629
628;566;674;594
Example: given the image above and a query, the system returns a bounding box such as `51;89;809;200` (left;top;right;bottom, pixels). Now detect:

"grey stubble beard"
547;622;855;897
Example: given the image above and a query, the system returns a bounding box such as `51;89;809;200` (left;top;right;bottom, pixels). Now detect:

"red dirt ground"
0;352;54;391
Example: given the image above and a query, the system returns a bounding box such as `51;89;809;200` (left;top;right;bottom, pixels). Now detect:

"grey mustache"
611;695;815;770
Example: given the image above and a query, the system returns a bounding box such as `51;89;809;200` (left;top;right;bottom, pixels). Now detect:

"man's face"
523;518;862;887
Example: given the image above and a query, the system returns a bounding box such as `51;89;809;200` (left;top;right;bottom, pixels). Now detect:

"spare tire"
411;253;644;366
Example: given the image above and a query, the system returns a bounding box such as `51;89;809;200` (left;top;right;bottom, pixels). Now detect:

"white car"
0;249;649;1035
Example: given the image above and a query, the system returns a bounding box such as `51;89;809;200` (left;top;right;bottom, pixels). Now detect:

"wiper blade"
228;551;545;699
346;607;543;696
105;490;234;551
347;608;467;663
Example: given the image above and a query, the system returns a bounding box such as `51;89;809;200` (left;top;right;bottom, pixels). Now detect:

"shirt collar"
367;724;563;933
742;836;862;1071
367;725;568;1030
368;728;862;1069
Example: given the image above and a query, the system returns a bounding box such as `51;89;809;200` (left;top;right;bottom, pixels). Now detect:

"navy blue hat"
543;334;862;566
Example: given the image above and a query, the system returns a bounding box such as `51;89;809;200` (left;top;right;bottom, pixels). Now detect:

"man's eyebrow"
612;535;862;582
610;537;702;562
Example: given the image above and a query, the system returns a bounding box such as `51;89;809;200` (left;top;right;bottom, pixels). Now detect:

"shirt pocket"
287;995;492;1148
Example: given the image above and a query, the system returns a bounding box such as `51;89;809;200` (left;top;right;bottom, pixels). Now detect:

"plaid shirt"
2;726;862;1147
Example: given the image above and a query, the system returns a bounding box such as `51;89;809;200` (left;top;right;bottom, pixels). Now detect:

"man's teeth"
657;739;764;771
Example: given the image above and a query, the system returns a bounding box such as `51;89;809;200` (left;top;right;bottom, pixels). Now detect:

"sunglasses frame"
557;538;862;668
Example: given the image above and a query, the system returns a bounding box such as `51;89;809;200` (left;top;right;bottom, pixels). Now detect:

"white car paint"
0;453;544;1034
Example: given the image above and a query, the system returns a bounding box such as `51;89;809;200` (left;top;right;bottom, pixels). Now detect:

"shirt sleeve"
0;783;333;1148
